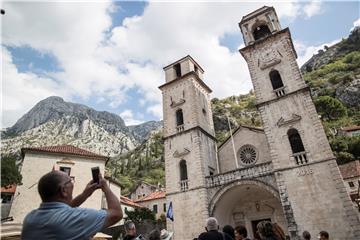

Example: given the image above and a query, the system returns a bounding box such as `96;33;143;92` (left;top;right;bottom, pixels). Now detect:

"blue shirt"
21;202;107;240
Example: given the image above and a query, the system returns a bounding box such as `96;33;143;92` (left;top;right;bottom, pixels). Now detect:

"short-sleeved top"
21;202;107;240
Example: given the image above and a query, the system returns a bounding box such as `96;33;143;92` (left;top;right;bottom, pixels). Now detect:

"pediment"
173;148;190;158
276;114;301;127
170;99;185;108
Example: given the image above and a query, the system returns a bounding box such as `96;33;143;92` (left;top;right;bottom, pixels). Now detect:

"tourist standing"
234;225;251;240
21;171;122;240
318;231;329;240
256;221;279;240
302;231;311;240
198;217;224;240
124;220;137;240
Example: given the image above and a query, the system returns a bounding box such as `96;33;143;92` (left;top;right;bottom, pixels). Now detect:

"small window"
60;167;71;176
174;63;181;78
288;129;305;154
153;204;158;213
349;181;355;188
269;70;284;90
176;109;184;126
253;24;271;40
180;160;188;181
163;203;166;212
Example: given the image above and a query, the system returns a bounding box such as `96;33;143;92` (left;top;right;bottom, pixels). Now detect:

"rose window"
238;145;258;166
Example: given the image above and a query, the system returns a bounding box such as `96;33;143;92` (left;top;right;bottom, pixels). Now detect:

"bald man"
21;171;122;239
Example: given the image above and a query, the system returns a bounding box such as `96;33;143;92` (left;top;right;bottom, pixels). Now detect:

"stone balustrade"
274;86;286;97
180;180;189;191
293;151;308;165
205;162;273;187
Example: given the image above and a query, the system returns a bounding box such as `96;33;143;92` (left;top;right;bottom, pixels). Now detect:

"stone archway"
209;180;287;239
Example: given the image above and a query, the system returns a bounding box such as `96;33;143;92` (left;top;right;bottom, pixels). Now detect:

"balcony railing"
180;180;188;191
205;162;273;188
274;86;286;97
176;125;184;132
293;151;308;165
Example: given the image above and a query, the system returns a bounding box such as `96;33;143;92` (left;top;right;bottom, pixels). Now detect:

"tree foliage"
125;207;155;223
1;155;22;188
314;96;347;120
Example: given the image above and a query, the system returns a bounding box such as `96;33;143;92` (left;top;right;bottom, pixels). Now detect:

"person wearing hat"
198;217;224;240
160;229;173;240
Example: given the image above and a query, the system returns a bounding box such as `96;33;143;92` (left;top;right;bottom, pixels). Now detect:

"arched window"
253;24;271;41
287;129;305;153
179;160;188;181
269;70;284;90
176;109;184;126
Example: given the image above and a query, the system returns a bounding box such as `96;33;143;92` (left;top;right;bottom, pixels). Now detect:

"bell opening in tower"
253;24;271;41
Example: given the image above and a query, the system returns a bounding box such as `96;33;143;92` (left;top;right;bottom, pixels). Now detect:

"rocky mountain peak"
5;96;127;136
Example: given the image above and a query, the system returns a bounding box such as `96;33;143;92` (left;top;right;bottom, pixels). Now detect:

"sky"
1;0;360;128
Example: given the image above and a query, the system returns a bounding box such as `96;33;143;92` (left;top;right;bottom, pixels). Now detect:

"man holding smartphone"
21;170;123;239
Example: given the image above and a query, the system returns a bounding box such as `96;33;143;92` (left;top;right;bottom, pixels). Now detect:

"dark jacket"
123;235;137;240
198;230;225;240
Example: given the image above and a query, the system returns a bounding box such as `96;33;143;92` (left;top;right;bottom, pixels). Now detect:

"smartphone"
91;167;100;184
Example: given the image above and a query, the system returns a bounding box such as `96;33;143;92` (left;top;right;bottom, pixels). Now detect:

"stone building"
129;181;162;201
339;160;360;207
135;190;167;220
9;145;109;224
159;6;360;240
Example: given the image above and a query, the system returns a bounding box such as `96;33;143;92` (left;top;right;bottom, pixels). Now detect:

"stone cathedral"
159;6;360;240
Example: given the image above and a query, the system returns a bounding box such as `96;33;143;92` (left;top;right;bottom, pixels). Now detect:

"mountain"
128;121;163;142
301;27;360;73
1;96;161;158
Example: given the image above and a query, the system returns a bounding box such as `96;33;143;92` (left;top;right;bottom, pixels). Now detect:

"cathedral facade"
159;6;360;240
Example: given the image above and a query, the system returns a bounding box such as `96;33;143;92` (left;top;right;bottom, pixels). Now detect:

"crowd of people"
195;217;330;240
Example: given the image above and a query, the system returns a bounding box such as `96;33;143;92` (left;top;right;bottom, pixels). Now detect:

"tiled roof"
120;196;143;208
21;145;109;161
342;125;360;131
1;184;16;193
135;190;166;202
339;160;360;179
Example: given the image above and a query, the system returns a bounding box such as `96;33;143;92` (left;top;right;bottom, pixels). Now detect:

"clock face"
260;48;277;63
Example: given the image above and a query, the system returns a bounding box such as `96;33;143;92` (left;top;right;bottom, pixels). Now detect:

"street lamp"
224;104;239;169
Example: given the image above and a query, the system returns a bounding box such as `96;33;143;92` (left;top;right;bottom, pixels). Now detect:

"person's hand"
82;180;98;198
98;173;109;192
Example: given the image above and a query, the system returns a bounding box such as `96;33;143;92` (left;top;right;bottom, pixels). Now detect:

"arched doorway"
210;180;287;239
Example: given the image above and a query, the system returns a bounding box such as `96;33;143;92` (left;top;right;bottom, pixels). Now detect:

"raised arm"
70;181;98;207
100;175;123;229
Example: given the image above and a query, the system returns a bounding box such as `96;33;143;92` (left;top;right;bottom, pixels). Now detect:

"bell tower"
239;6;360;239
159;55;217;239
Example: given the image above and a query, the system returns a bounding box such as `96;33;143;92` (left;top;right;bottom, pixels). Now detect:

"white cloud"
147;104;163;120
2;1;323;127
294;38;340;67
119;109;143;126
303;1;323;19
1;47;67;128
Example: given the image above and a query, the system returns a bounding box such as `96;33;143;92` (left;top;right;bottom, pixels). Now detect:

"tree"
1;155;22;188
125;207;155;223
314;96;347;120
